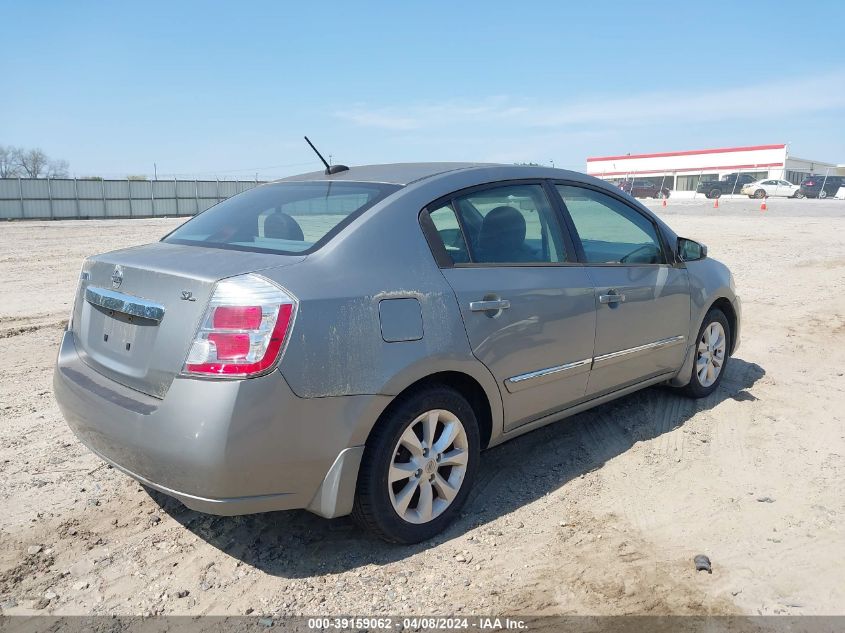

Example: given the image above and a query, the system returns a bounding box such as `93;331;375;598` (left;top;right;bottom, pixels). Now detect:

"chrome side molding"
593;335;685;366
85;286;165;323
505;358;592;393
505;335;685;391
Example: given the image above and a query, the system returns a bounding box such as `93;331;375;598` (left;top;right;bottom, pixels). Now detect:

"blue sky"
2;1;844;179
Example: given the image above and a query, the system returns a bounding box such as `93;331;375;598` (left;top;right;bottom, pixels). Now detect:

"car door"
824;176;842;197
422;182;597;430
761;180;780;196
634;180;651;198
778;180;796;197
554;184;691;397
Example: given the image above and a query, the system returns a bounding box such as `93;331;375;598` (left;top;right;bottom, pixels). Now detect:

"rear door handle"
470;299;511;312
599;293;626;304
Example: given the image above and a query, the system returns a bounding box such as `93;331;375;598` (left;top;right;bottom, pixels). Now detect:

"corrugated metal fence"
0;178;265;220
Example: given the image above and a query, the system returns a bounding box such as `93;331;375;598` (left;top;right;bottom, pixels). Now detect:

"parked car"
798;175;845;199
696;173;757;199
54;163;741;543
617;179;671;199
740;179;801;199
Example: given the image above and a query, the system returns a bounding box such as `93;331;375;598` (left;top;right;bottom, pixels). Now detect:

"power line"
70;160;324;180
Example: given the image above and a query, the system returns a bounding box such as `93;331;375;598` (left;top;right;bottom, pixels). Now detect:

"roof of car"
274;162;496;186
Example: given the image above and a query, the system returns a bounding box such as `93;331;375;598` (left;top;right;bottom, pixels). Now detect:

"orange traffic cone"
713;198;719;208
661;198;667;208
760;197;767;212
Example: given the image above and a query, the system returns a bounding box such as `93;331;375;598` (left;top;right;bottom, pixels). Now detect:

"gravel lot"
1;197;843;616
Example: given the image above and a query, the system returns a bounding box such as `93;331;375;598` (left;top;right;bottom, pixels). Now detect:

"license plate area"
100;307;143;355
80;302;160;377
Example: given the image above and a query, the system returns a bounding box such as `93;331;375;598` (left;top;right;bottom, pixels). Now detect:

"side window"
452;184;567;264
427;204;470;264
556;185;664;265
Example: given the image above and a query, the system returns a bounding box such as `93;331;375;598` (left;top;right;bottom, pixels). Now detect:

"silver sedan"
54;163;740;543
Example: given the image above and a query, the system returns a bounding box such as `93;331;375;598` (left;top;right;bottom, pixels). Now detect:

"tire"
819;190;828;199
709;188;722;199
681;309;731;398
754;189;766;199
793;191;804;199
351;385;480;544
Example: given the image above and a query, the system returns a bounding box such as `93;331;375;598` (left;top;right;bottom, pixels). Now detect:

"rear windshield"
163;181;400;254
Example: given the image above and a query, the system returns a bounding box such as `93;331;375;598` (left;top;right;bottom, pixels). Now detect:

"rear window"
163;181;400;254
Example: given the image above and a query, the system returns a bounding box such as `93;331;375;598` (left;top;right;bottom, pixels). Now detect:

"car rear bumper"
54;330;390;516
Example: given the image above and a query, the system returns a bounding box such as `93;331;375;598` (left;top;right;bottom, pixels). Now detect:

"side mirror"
678;237;707;262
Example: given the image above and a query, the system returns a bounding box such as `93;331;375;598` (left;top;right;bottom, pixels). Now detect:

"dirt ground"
1;197;843;617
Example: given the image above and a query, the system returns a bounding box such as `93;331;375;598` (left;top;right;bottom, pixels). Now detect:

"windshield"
163;181;401;255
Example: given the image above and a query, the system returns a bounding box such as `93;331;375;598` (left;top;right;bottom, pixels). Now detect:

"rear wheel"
819;190;828;199
681;309;730;398
709;188;722;199
754;189;766;199
352;386;480;543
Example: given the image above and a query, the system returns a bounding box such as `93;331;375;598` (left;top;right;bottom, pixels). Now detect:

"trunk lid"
72;242;304;398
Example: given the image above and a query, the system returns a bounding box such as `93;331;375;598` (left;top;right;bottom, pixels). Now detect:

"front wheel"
681;309;730;398
352;386;480;543
793;191;805;199
709;188;722;199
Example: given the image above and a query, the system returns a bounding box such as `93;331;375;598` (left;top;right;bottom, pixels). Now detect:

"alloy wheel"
388;409;469;524
696;321;727;388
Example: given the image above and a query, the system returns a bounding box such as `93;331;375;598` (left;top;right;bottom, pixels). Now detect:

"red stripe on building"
590;162;784;177
586;144;786;163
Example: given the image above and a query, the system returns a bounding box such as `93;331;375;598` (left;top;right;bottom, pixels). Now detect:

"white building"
585;144;841;196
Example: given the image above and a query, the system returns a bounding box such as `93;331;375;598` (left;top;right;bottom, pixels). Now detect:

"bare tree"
15;148;51;177
48;159;69;178
0;145;21;178
1;145;70;178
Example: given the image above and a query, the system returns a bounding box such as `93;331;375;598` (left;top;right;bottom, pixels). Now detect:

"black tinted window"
164;182;399;254
452;184;567;264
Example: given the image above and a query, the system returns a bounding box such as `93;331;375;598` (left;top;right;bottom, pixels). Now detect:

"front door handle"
599;293;626;304
470;299;511;312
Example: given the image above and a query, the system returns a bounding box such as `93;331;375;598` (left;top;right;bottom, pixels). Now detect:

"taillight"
68;259;91;331
183;274;297;378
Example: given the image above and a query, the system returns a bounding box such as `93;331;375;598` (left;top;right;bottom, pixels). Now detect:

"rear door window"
164;181;400;255
452;184;567;264
427;204;471;263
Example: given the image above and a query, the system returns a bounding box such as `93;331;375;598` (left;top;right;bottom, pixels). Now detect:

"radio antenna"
304;136;349;175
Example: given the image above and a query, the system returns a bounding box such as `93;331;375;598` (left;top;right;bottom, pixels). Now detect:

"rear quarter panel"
260;177;507;441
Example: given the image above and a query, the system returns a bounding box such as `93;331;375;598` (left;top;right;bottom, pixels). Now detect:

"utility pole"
154;163;158;180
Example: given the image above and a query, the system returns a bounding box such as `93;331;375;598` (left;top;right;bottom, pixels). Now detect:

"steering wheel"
620;244;657;264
